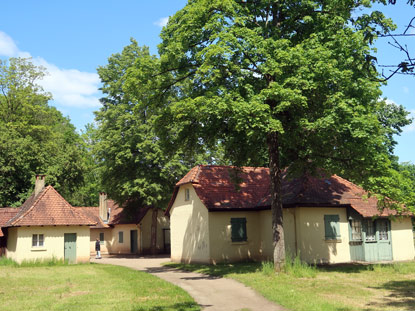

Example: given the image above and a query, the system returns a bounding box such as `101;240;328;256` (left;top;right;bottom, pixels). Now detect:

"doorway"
64;233;77;263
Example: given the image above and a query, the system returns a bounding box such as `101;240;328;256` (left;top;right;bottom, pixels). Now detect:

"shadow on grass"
364;280;415;310
163;261;261;277
132;301;202;311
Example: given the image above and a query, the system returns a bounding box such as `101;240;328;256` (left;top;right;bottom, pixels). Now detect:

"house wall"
209;211;261;263
140;209;170;254
90;224;141;255
258;209;297;260
295;207;351;264
6;226;90;263
391;217;415;261
170;185;210;263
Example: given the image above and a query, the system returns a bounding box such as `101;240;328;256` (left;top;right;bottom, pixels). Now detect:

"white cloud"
404;110;415;133
154;17;169;28
0;31;101;109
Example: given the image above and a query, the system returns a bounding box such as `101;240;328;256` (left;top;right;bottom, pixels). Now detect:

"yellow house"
167;165;415;264
1;175;95;263
0;176;170;263
76;193;170;256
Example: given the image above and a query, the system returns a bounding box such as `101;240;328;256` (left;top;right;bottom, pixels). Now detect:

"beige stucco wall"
170;185;210;263
391;217;415;261
209;211;261;263
140;209;170;254
295;207;351;264
90;225;141;255
6;226;90;263
258;209;297;260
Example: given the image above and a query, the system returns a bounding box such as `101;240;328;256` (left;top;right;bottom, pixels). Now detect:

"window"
231;218;247;242
350;219;362;241
377;219;389;241
118;231;124;243
364;220;376;242
324;215;340;240
184;188;190;201
32;234;44;247
99;232;104;244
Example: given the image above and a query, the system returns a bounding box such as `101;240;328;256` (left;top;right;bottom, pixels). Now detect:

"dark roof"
6;186;96;227
75;201;150;228
167;165;400;218
0;208;20;236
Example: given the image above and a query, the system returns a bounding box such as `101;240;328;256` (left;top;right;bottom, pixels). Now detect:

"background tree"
0;57;94;207
151;0;405;271
95;40;222;254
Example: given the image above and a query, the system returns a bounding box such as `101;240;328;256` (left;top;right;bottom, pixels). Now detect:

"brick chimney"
34;175;46;197
99;192;108;222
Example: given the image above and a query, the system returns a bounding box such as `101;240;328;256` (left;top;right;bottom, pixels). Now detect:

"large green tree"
0;58;93;207
150;0;400;270
95;40;222;254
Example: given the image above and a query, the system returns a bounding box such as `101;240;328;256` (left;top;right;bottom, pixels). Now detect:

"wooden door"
64;233;77;263
130;230;138;254
377;219;393;261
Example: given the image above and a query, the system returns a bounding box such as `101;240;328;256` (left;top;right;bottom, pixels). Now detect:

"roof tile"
169;165;401;218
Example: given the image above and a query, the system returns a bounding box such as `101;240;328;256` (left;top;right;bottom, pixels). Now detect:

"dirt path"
91;256;285;311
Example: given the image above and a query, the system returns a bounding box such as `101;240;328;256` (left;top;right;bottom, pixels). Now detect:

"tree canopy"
138;0;411;270
0;58;94;207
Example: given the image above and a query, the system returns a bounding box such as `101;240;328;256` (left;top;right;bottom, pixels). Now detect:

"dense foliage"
145;0;411;269
95;40;222;210
0;58;95;207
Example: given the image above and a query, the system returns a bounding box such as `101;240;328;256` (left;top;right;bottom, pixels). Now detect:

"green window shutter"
99;232;104;244
231;218;247;242
119;231;124;243
324;215;340;240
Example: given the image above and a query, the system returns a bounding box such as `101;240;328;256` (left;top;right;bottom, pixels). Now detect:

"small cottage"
166;165;415;264
0;175;170;263
2;175;95;263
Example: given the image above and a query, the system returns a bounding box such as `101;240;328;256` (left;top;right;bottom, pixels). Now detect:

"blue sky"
0;0;414;163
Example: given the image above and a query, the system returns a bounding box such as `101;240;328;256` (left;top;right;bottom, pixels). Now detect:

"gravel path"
91;256;285;311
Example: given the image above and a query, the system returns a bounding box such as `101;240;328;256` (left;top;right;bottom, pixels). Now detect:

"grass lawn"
165;260;415;311
0;259;199;311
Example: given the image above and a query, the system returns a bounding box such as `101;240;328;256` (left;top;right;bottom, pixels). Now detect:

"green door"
377;219;393;261
64;233;77;263
130;230;138;254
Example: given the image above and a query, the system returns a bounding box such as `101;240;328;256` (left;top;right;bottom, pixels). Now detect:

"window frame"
324;215;341;240
99;232;104;244
350;219;363;241
32;234;44;247
231;217;247;242
184;188;190;201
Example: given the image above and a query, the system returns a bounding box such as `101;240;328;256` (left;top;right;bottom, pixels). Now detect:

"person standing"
95;238;101;259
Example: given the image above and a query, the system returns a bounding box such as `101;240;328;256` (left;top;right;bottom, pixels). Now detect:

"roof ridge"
8;186;50;226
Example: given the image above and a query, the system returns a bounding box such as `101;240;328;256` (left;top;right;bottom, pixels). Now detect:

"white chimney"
34;175;46;197
99;192;108;222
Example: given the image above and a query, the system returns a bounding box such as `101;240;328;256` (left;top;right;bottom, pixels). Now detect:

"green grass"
0;259;199;311
165;259;415;311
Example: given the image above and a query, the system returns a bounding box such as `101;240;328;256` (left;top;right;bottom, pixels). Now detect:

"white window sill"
31;247;47;252
325;239;342;243
231;241;248;245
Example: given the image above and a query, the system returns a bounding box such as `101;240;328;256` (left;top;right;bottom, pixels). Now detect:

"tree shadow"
165;261;261;277
365;280;415;310
132;301;202;311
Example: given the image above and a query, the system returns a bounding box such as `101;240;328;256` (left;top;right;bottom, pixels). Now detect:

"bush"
0;256;71;267
284;253;317;278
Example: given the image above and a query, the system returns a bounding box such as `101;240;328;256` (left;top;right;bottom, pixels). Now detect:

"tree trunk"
150;207;158;255
267;131;285;272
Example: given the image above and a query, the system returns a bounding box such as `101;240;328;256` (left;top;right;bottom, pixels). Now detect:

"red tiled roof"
75;200;150;228
167;165;401;218
0;208;19;236
6;186;96;227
